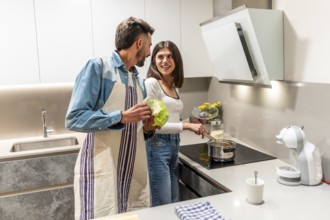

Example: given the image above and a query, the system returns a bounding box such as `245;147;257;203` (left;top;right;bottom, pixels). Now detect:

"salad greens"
143;97;169;127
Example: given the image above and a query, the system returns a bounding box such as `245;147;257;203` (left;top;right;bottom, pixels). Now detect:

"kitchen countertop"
94;131;330;220
2;131;328;219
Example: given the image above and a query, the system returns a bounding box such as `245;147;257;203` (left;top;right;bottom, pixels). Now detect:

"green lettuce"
144;97;169;127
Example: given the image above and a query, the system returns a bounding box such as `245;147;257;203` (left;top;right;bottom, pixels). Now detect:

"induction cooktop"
179;142;276;170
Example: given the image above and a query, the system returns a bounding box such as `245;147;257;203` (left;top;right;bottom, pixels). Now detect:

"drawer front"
179;161;228;197
0;153;77;194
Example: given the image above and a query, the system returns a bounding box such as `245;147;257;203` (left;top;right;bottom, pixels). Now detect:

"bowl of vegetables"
191;103;219;120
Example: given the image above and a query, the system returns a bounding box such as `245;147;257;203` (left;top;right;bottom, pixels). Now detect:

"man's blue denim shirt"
65;51;147;132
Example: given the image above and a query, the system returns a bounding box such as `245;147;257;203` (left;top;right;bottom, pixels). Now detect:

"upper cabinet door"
91;0;145;57
34;0;93;83
181;0;213;78
145;0;181;48
0;0;39;85
143;0;181;78
92;0;146;76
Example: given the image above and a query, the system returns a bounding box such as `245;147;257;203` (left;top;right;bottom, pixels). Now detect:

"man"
65;17;155;220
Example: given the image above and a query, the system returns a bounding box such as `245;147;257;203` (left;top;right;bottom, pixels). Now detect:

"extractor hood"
200;5;283;88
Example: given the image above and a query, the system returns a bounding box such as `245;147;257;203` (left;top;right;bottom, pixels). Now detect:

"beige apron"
73;67;150;220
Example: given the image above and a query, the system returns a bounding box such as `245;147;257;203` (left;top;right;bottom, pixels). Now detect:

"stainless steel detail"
178;159;230;201
10;137;79;152
208;139;236;162
255;171;258;184
236;22;258;79
41;110;54;138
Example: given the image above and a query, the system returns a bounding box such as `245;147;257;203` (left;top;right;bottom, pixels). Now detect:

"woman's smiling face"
155;48;176;77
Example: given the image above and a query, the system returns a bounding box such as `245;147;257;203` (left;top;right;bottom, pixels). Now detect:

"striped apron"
73;68;150;220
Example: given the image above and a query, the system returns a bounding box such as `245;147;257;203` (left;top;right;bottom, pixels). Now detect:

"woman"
144;41;207;206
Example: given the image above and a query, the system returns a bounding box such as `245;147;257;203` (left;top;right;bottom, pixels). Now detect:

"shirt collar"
112;50;139;76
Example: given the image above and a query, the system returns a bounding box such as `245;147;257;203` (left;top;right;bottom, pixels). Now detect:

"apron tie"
117;84;138;213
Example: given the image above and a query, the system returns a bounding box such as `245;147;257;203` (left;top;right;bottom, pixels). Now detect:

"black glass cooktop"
179;142;276;170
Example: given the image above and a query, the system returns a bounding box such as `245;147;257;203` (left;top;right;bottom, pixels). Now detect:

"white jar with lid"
210;120;224;140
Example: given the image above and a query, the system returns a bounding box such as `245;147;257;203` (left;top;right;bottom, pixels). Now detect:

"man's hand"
121;103;152;124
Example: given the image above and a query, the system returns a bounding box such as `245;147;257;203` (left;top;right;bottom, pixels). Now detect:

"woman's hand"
183;122;208;138
189;116;208;125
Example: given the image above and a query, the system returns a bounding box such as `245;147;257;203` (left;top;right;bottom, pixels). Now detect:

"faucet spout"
42;110;53;138
42;110;48;138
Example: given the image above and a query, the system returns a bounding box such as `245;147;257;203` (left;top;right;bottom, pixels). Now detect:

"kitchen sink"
10;137;79;152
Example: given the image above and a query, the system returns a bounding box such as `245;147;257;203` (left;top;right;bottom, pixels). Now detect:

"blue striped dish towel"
175;201;225;220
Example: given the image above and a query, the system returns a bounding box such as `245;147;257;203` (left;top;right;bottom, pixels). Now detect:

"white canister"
210;120;224;140
246;178;265;205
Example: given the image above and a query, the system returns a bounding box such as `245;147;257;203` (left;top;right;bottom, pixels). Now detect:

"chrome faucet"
42;110;54;138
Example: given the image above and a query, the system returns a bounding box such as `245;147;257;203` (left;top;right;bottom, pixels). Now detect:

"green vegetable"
144;97;169;127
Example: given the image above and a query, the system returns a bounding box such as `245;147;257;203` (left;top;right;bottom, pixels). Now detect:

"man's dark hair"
115;17;155;51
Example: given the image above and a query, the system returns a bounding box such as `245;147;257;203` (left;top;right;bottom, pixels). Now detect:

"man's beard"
135;49;146;67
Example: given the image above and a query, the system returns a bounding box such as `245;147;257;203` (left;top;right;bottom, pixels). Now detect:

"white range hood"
200;5;283;88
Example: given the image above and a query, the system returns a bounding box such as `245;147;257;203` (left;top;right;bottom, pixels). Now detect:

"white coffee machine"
276;125;323;186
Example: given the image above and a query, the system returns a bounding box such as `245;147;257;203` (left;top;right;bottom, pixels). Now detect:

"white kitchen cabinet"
91;0;145;57
92;0;211;79
143;0;181;78
181;0;213;78
0;0;40;85
145;0;180;48
0;0;214;86
34;0;93;83
91;0;146;76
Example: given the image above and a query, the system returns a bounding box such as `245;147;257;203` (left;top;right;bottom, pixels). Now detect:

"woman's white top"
145;77;184;134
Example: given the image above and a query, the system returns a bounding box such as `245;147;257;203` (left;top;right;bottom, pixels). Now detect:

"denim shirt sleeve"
65;57;124;132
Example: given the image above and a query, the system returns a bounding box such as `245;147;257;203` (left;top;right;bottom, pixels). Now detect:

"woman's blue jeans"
146;133;180;207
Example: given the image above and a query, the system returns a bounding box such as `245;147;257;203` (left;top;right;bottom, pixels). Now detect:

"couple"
65;16;207;220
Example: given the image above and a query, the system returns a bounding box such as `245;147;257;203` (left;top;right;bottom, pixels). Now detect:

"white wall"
180;78;210;120
274;0;330;83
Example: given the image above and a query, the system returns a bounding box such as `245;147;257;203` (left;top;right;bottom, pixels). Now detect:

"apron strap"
79;132;95;220
117;82;138;213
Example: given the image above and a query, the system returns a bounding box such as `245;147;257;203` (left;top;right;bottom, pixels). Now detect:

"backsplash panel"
207;78;330;163
0;83;73;139
0;78;209;140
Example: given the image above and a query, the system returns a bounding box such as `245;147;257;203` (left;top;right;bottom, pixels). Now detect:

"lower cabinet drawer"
178;159;229;199
179;180;199;201
0;186;74;220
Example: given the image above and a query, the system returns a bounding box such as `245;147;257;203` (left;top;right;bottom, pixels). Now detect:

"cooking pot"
207;139;236;162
